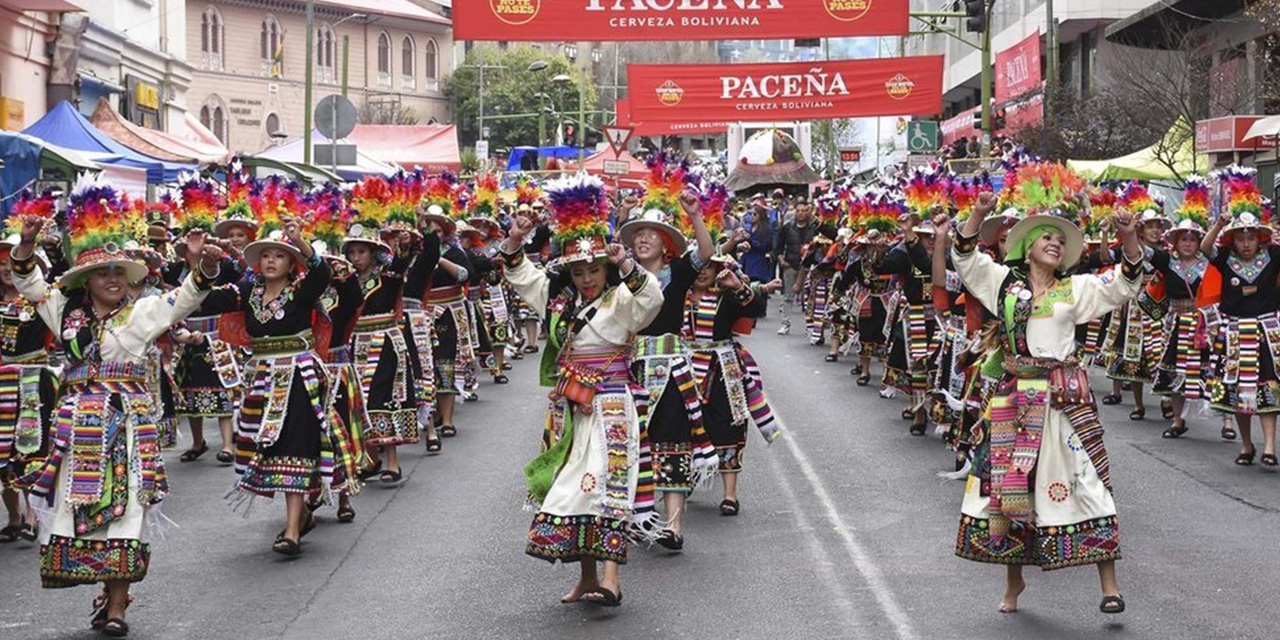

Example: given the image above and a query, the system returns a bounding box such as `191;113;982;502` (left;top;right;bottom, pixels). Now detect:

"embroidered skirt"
956;377;1120;570
1152;307;1209;399
401;303;437;415
931;313;975;428
805;273;831;345
1102;301;1162;384
234;345;356;498
428;290;474;396
352;315;418;447
857;292;890;359
884;303;938;398
326;350;369;496
0;362;55;485
632;335;716;493
1203;312;1280;415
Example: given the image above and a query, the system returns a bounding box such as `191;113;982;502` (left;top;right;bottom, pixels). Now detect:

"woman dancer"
502;175;662;607
1199;166;1280;467
419;196;474;439
951;171;1143;615
13;179;223;637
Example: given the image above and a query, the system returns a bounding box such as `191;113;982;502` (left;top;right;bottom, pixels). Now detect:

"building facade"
186;0;453;155
0;1;78;131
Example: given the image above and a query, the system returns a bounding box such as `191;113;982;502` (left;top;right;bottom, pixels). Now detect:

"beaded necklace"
1227;251;1270;284
250;275;298;323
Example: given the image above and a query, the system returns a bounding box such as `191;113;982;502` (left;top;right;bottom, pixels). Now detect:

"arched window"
424;39;438;90
317;23;336;82
261;14;283;75
200;96;229;145
200;6;224;71
265;112;282;137
401;35;416;90
377;31;391;86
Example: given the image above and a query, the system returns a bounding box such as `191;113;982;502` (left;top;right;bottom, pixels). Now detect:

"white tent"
255;129;396;180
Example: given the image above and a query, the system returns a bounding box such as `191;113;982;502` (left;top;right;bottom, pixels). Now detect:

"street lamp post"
554;73;586;164
305;8;365;164
527;61;550;147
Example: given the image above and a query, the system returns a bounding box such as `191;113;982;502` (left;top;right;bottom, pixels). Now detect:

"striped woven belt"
560;345;633;384
251;331;315;356
353;313;398;333
466;287;482;302
328;344;352;365
61;360;148;386
686;338;735;352
3;350;48;365
1003;354;1078;378
634;334;688;358
402;298;424;311
185;315;219;333
1168;298;1197;313
427;285;465;304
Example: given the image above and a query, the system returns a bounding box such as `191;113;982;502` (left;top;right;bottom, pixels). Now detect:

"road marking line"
775;417;918;640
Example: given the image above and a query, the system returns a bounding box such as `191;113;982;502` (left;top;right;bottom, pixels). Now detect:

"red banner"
942;105;980;146
995;30;1041;104
626;56;943;124
456;0;909;42
616;98;729;136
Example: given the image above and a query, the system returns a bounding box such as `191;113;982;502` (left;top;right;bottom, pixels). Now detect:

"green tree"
444;46;598;151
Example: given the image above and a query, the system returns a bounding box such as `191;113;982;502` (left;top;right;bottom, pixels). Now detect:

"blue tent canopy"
505;145;580;173
23;101;193;183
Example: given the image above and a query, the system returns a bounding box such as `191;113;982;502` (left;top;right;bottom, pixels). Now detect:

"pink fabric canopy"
346;124;460;173
90;98;230;165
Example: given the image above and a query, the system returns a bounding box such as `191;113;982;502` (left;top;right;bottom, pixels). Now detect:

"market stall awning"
23;100;194;183
90;98;230;164
0;131;102;215
580;149;647;187
345;124;459;173
256;130;395;182
238;156;344;186
1068;119;1206;182
1243;115;1280;142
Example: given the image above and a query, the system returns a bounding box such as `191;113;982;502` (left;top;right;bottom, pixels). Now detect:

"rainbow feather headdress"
1004;161;1086;223
949;173;993;223
1120;180;1167;227
60;174;149;287
546;173;610;267
677;181;727;247
217;160;258;237
1168;175;1210;237
1214;164;1270;242
241;176;310;266
8;188;57;240
347;176;391;248
308;185;352;257
467;173;503;239
176;173;220;235
903;167;949;218
515;177;542;209
386;171;423;234
642;152;694;223
864;190;904;241
1083;186;1120;242
420;173;459;232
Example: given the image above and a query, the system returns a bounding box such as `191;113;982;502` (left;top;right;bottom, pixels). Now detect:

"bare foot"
999;578;1026;613
561;580;601;604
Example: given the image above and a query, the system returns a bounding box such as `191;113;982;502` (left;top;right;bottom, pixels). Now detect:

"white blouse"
504;255;663;349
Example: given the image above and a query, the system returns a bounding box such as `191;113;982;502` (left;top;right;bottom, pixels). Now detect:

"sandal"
101;618;130;638
272;537;302;557
1128;408;1145;421
494;374;510;384
910;422;927;436
276;514;316;542
336;504;356;523
856;373;871;387
440;424;457;438
1099;594;1126;614
1262;453;1278;467
425;437;442;455
215;450;234;465
0;525;20;543
824;354;838;362
1161;403;1175;420
178;442;209;462
581;588;623;607
524;345;539;354
1236;450;1257;466
502;362;513;370
357;460;383;481
849;365;862;377
1221;426;1238;441
380;468;403;485
1162;423;1189;439
17;522;36;541
901;408;915;421
719;499;740;516
656;529;684;551
511;352;524;361
1101;394;1122;405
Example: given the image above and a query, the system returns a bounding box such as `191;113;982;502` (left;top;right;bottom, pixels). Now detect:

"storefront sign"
456;0;909;42
995;30;1041;104
627;56;943;124
1195;116;1272;153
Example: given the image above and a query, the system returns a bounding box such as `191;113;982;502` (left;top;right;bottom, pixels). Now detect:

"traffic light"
994;108;1007;130
964;0;986;33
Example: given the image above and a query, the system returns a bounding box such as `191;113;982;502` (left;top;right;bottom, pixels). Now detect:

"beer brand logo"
885;73;914;100
656;80;684;106
823;0;872;22
489;0;540;26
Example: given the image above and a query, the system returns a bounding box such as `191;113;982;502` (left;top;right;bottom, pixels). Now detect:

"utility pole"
303;0;315;163
979;1;993;156
342;34;350;98
577;81;586;164
478;63;486;145
1045;0;1059;121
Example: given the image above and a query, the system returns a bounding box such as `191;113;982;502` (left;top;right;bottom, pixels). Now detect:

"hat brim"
422;213;456;235
617;219;689;256
341;237;392;254
548;251;609;270
979;214;1018;245
244;239;305;267
214;219;258;237
1163;226;1205;242
1219;223;1273;247
59;259;149;289
1005;215;1083;269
